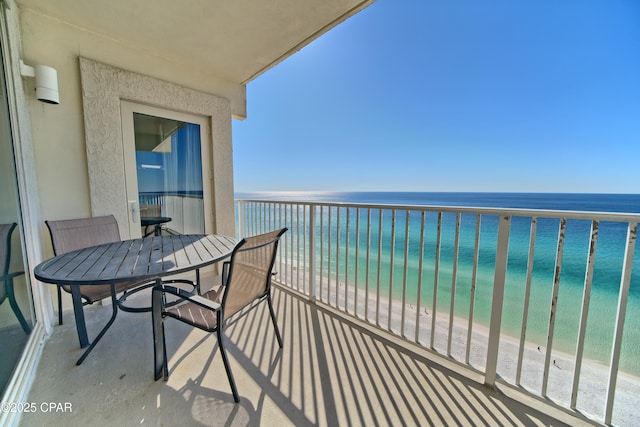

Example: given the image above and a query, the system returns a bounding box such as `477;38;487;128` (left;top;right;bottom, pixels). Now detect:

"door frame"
80;58;236;240
120;101;212;238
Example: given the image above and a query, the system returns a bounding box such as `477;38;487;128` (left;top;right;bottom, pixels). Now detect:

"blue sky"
232;0;640;193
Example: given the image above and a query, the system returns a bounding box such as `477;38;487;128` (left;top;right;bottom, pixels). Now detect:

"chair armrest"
184;294;221;311
153;284;192;299
8;271;25;279
153;284;220;311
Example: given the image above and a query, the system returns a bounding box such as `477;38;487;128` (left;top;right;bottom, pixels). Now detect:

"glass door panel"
121;102;212;238
0;39;33;396
134;113;204;236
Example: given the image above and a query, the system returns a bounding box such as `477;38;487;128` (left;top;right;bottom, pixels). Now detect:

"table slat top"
35;235;236;286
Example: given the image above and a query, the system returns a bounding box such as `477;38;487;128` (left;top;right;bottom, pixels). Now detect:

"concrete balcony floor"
21;286;591;426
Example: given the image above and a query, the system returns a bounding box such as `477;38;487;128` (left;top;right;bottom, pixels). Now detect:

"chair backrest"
222;228;287;318
0;223;17;277
0;223;17;302
46;215;121;256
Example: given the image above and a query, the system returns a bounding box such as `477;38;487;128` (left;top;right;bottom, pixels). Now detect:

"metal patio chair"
45;215;156;345
152;228;287;402
0;223;31;334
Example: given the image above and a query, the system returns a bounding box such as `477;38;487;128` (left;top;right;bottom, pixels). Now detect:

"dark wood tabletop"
34;234;236;365
35;234;237;286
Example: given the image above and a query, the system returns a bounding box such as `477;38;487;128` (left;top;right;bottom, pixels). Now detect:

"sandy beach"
278;264;640;426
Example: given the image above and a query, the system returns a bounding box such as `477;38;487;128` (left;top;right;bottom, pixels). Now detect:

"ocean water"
236;192;640;375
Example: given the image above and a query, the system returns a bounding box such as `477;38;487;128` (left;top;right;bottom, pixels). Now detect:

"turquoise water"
236;192;640;375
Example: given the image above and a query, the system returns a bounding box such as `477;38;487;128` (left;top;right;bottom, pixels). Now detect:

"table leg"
70;285;89;348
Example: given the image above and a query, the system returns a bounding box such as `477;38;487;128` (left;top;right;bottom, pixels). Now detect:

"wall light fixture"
19;59;59;104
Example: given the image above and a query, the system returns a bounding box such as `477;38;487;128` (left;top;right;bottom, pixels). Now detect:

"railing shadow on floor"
220;286;592;426
20;285;596;427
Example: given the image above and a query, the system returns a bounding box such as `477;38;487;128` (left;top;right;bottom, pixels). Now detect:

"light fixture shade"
34;64;59;104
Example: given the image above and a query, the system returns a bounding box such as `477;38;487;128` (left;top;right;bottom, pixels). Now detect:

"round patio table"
34;234;236;364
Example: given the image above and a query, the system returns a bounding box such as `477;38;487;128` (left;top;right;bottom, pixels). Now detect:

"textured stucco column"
79;58;235;237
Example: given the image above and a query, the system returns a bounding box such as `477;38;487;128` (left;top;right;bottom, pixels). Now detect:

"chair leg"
75;286;119;365
6;276;31;334
152;283;166;381
57;285;63;325
267;294;283;348
217;327;239;403
162;324;168;381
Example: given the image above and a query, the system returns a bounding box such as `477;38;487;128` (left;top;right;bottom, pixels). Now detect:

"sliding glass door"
0;38;33;396
121;102;212;238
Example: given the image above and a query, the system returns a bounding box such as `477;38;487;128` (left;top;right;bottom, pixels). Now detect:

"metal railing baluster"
365;208;372;322
354;208;360;317
605;221;637;425
401;210;410;337
328;206;332;305
309;205;316;301
542;217;567;396
336;207;341;308
319;205;324;301
485;215;511;387
415;211;426;343
296;204;301;292
571;220;598;408
516;216;537;384
431;212;442;349
448;212;461;356
376;209;383;327
345;207;350;312
387;209;397;331
465;214;481;365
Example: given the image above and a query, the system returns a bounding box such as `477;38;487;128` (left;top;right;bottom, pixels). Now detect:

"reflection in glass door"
134;113;204;236
121;102;212;238
0;40;33;395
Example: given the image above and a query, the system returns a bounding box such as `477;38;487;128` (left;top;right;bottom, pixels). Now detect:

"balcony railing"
236;198;639;426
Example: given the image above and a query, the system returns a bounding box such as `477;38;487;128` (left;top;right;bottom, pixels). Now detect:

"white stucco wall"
79;58;235;237
17;7;242;230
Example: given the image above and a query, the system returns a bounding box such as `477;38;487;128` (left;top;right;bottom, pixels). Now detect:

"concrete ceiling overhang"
15;0;374;85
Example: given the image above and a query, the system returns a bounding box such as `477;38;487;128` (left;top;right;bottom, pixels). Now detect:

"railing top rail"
235;198;640;223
